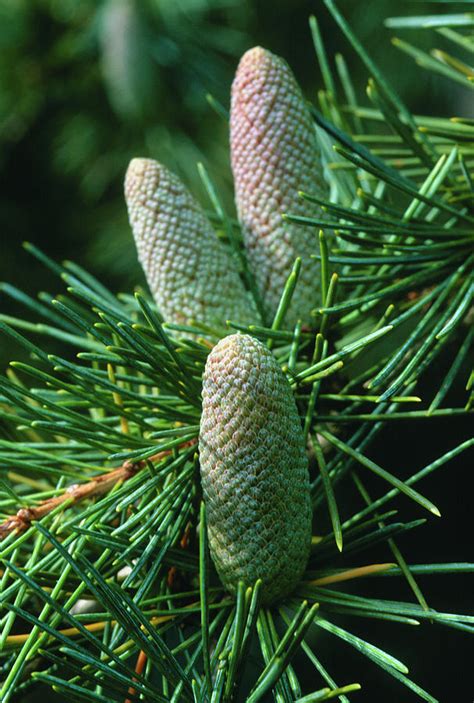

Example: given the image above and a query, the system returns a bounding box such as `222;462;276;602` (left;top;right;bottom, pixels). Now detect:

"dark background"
0;1;472;700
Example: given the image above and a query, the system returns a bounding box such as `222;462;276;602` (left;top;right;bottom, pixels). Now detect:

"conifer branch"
0;5;473;702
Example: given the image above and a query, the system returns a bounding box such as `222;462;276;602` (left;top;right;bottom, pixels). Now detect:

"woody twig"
0;440;196;540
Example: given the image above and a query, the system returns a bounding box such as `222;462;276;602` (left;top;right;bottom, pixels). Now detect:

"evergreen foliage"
0;2;473;702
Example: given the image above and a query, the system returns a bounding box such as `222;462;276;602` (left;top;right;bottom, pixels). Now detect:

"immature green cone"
199;333;312;604
230;46;327;328
125;158;258;336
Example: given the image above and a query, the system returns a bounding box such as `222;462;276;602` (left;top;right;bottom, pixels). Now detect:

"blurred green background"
0;2;472;701
0;0;461;317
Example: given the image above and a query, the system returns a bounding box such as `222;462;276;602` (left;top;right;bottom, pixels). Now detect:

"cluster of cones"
125;46;324;601
125;46;327;337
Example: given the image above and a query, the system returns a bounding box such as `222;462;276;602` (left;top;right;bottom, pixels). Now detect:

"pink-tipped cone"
231;47;328;327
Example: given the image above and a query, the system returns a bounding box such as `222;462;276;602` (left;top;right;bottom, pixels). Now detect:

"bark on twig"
0;441;196;539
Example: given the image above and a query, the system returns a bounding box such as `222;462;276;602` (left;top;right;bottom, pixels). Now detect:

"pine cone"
199;333;312;604
125;158;259;337
230;46;327;328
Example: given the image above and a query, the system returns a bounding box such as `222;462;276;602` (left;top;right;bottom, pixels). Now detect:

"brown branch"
125;649;148;703
0;440;196;540
4;611;177;649
4;601;205;648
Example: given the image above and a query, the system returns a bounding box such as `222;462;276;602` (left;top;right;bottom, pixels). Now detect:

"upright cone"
125;158;259;336
230;46;327;328
199;333;312;604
